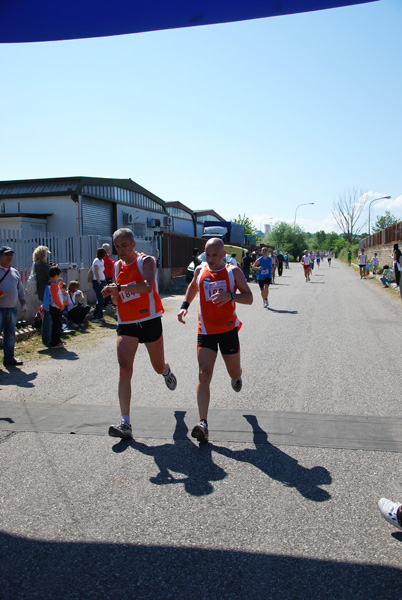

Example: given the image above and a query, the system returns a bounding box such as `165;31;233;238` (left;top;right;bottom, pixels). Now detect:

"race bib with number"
261;269;269;275
119;280;140;303
204;280;227;301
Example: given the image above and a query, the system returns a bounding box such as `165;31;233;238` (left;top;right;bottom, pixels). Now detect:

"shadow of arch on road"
212;415;331;502
1;530;401;600
112;410;227;496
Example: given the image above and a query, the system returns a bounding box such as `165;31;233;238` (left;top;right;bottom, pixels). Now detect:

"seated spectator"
66;281;91;328
380;266;394;288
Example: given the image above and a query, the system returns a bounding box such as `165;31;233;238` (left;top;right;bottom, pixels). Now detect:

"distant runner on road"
300;250;311;282
252;246;273;308
177;237;253;444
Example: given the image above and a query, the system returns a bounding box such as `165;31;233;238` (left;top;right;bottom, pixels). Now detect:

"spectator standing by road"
102;228;177;439
358;250;367;279
347;250;352;266
102;243;115;307
33;245;52;345
241;251;252;282
276;251;284;276
229;253;238;266
47;266;66;349
192;248;202;268
284;253;289;269
371;252;379;276
91;248;107;323
177;237;252;443
0;246;27;366
391;243;401;290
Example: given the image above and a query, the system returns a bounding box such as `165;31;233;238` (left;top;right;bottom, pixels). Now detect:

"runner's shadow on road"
211;415;331;502
112;410;227;496
267;308;298;314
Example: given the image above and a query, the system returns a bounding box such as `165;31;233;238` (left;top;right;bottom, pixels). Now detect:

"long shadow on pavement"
1;530;401;600
112;410;227;496
211;415;331;502
113;413;331;502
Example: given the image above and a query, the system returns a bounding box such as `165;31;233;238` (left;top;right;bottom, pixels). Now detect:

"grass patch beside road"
15;314;117;364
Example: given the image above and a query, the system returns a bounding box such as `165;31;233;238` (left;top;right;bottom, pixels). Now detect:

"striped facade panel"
82;196;113;236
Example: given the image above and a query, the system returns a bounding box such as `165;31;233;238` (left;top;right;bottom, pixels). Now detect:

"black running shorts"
117;317;162;344
197;327;240;355
258;277;271;290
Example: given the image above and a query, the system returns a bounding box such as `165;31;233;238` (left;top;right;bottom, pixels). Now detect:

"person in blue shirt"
252;247;272;308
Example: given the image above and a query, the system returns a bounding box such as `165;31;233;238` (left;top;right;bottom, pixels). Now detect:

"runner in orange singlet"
178;238;253;443
102;228;177;439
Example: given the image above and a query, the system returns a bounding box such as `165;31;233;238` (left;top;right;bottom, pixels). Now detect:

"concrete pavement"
1;259;401;599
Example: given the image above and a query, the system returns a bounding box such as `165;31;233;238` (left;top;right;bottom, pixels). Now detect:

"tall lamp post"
368;195;391;235
294;202;314;229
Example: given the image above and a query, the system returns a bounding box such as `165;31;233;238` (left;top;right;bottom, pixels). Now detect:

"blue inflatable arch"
0;0;377;44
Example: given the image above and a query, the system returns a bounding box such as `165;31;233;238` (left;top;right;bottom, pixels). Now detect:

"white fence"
0;229;158;287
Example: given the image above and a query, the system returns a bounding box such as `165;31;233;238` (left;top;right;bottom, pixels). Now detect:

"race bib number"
119;280;140;303
261;269;269;275
204;280;227;301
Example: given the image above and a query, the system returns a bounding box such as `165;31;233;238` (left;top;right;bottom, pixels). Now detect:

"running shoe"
266;299;269;307
163;367;177;390
191;420;209;443
50;342;66;348
108;421;133;439
231;378;242;392
263;299;268;308
378;498;402;531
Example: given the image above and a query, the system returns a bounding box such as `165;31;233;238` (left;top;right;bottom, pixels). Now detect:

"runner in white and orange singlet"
102;228;177;439
177;238;253;443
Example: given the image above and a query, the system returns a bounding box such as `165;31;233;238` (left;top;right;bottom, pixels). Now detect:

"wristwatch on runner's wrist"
117;284;121;292
231;292;236;301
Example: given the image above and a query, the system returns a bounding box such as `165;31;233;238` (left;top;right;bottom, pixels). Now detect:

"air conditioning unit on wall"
123;213;134;225
163;216;173;226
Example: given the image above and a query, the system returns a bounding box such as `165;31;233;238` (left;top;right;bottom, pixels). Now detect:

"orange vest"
197;263;241;335
115;253;164;324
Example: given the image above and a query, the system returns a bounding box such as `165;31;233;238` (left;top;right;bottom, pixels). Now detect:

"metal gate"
82;196;114;236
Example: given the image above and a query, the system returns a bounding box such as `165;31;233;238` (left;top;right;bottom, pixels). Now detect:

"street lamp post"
294;203;314;229
368;195;391;236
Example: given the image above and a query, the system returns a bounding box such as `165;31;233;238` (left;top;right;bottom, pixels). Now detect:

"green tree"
312;230;327;251
372;211;399;233
266;221;307;261
232;214;256;235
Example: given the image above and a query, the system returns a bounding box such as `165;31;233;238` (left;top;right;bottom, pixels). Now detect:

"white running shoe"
263;299;268;308
163;366;177;390
378;498;402;531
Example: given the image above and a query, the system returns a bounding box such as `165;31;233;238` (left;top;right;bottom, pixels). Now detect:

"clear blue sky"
0;0;401;234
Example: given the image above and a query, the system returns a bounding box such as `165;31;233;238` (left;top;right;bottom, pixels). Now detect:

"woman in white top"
91;247;107;321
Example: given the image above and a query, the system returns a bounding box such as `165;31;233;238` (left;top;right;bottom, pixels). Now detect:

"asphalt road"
1;259;401;599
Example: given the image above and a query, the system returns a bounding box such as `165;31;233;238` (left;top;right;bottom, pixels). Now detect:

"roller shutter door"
82;196;113;236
